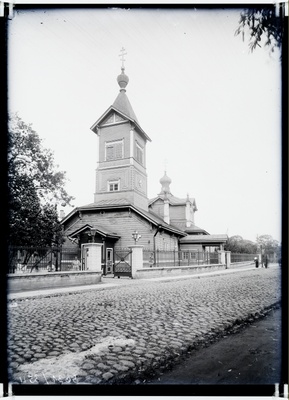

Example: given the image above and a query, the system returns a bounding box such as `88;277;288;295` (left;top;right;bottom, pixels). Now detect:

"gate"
114;248;132;278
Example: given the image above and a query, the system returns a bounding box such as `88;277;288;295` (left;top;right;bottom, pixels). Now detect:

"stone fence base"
8;271;102;292
134;263;225;279
134;261;255;279
230;261;255;268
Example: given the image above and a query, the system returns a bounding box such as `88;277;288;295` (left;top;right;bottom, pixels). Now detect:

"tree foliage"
235;6;284;54
225;234;281;256
8;114;74;246
224;235;258;254
256;234;280;256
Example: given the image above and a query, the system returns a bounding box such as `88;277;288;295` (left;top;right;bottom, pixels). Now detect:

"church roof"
180;234;228;245
112;90;139;124
149;194;197;208
184;224;209;235
68;223;120;240
61;200;186;237
80;199;131;207
90;66;151;142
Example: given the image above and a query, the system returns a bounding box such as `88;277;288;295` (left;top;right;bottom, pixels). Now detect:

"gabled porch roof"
68;223;120;240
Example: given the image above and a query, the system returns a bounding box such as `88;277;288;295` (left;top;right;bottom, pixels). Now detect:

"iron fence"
143;249;220;268
8;246;81;274
230;253;258;263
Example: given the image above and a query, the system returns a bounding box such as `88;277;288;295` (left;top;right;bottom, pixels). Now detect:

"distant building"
61;60;227;272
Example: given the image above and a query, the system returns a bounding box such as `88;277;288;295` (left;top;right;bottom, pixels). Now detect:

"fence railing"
8;246;259;274
143;250;220;268
230;253;258;263
8;246;81;274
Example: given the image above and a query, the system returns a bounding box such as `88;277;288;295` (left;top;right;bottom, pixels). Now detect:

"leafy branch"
235;7;284;55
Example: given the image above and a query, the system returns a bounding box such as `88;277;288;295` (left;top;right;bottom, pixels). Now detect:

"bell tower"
90;49;151;211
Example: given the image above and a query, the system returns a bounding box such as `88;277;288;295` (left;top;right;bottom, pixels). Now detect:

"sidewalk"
8;265;256;301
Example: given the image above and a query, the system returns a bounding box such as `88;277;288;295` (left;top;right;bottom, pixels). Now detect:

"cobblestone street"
7;265;281;385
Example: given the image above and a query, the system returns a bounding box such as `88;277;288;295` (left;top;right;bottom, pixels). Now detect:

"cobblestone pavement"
7;265;281;385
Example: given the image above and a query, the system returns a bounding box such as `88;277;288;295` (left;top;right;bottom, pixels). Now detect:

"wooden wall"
63;208;179;251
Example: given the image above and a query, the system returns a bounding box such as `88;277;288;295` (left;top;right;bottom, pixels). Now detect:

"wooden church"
61;54;227;272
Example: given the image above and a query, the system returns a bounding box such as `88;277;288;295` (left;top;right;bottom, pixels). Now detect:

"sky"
7;6;282;243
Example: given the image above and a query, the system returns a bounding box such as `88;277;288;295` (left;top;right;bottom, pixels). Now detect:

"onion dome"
117;67;129;92
160;171;172;195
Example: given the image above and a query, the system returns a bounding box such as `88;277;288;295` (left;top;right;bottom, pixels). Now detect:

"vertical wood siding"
63;209;179;251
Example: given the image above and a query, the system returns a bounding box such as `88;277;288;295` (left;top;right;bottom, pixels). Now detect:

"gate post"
218;250;226;266
129;245;143;278
81;243;102;272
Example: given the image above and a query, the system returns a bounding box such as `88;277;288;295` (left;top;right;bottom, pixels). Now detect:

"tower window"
108;180;120;192
135;142;144;165
105;140;123;161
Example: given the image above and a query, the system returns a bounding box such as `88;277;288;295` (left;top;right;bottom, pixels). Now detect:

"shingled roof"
90;66;151;142
180;234;228;244
112;90;139;123
61;201;186;237
149;194;197;208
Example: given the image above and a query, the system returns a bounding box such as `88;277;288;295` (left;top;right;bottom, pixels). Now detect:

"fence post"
157;249;159;267
58;246;62;271
81;243;102;272
218;250;226;266
129;245;143;278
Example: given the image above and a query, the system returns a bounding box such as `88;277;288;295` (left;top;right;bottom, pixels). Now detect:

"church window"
105;140;123;161
108;180;120;192
135;142;144;165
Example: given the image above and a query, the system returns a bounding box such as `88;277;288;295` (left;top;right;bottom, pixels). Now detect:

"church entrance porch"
66;225;120;276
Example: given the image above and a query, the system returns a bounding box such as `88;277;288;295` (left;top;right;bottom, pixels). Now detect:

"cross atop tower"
119;47;127;69
164;158;168;172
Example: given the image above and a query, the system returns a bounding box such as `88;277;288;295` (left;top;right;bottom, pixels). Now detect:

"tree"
256;234;280;256
235;6;285;54
8;114;74;247
225;235;258;254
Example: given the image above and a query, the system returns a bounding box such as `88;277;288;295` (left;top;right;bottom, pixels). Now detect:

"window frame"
135;141;144;165
105;139;124;161
108;180;120;192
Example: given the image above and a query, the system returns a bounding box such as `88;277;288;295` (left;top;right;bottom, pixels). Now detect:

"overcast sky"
8;6;282;243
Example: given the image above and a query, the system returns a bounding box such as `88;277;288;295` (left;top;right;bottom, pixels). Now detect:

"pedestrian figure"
264;254;268;268
47;260;56;272
72;256;81;271
254;257;259;268
16;260;22;273
31;252;40;272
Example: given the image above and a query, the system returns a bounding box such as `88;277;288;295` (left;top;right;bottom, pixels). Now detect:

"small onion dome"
117;67;129;91
160;171;172;194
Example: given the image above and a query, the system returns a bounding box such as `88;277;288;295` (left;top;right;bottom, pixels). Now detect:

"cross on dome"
160;171;172;196
117;47;129;91
164;158;168;171
119;47;127;70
